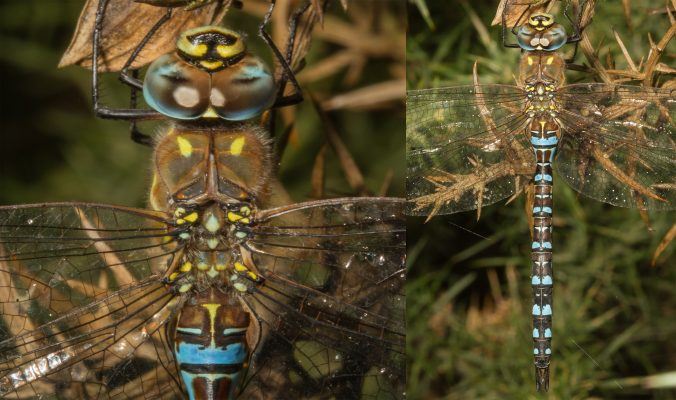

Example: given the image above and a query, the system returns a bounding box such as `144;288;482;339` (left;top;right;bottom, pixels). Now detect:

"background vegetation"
407;1;676;399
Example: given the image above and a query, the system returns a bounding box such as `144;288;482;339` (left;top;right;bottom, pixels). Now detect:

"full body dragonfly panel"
407;12;674;391
0;8;405;400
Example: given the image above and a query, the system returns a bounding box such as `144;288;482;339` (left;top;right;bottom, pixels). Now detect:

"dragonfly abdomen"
172;288;254;400
529;118;559;391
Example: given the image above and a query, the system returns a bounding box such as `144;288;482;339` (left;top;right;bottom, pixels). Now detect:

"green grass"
407;0;676;398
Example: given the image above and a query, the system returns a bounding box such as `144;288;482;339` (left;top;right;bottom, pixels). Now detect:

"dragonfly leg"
92;0;164;122
259;0;309;108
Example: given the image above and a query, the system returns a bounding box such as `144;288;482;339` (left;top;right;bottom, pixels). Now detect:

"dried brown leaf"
59;0;228;72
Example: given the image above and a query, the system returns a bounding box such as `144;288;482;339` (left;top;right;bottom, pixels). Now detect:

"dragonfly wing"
0;203;183;398
240;198;405;399
556;84;675;210
0;279;183;399
407;85;534;216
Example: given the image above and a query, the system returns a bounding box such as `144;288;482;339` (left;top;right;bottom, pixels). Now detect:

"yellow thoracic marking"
197;262;210;271
239;217;250;224
230;137;246;156
246;271;259;281
540;120;547;131
149;173;161;211
546;56;554;65
176;136;193;157
240;206;251;216
228;211;243;222
179;284;192;293
234;262;248;273
183;212;199;223
216;264;227;271
200;60;224;70
527;56;533;66
169;272;179;282
180;262;193;272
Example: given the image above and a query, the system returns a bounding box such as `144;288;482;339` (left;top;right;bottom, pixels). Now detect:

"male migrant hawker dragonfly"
407;3;674;392
0;0;406;399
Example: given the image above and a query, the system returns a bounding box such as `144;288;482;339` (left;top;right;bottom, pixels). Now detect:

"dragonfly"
407;9;675;392
0;1;406;399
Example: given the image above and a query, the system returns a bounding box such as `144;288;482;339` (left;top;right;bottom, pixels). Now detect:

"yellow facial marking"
180;262;193;272
230;137;246;156
176;136;193;157
216;44;243;59
202;107;219;118
200;60;224;70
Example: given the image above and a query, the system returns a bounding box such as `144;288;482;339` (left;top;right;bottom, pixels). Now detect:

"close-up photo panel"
0;0;674;399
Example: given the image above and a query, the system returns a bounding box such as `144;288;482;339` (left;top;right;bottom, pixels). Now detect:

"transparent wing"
0;203;183;399
556;84;676;210
407;85;534;216
241;197;405;399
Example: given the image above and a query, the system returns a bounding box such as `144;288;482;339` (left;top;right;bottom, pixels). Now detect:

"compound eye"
143;54;211;120
210;55;277;121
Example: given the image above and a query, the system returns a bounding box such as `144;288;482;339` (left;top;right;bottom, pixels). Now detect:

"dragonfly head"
516;12;567;52
143;26;277;121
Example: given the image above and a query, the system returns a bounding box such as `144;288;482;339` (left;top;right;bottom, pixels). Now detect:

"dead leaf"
59;0;229;72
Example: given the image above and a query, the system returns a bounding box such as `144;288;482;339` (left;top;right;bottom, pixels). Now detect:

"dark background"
407;1;676;399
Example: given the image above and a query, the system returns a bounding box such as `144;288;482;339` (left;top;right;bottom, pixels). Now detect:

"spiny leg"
258;0;309;108
92;0;164;121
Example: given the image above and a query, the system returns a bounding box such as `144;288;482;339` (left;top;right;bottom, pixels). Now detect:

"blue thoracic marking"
534;174;553;182
533;328;539;338
176;342;247;365
532;276;541;285
532;305;541;315
542;305;552;316
544;328;552;338
542;276;552;285
531;136;559;146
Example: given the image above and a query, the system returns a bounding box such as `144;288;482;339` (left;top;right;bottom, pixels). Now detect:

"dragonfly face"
144;27;277;121
516;13;567;51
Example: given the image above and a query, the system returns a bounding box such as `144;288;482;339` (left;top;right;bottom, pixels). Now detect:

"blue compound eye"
210;55;277;121
143;54;211;120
